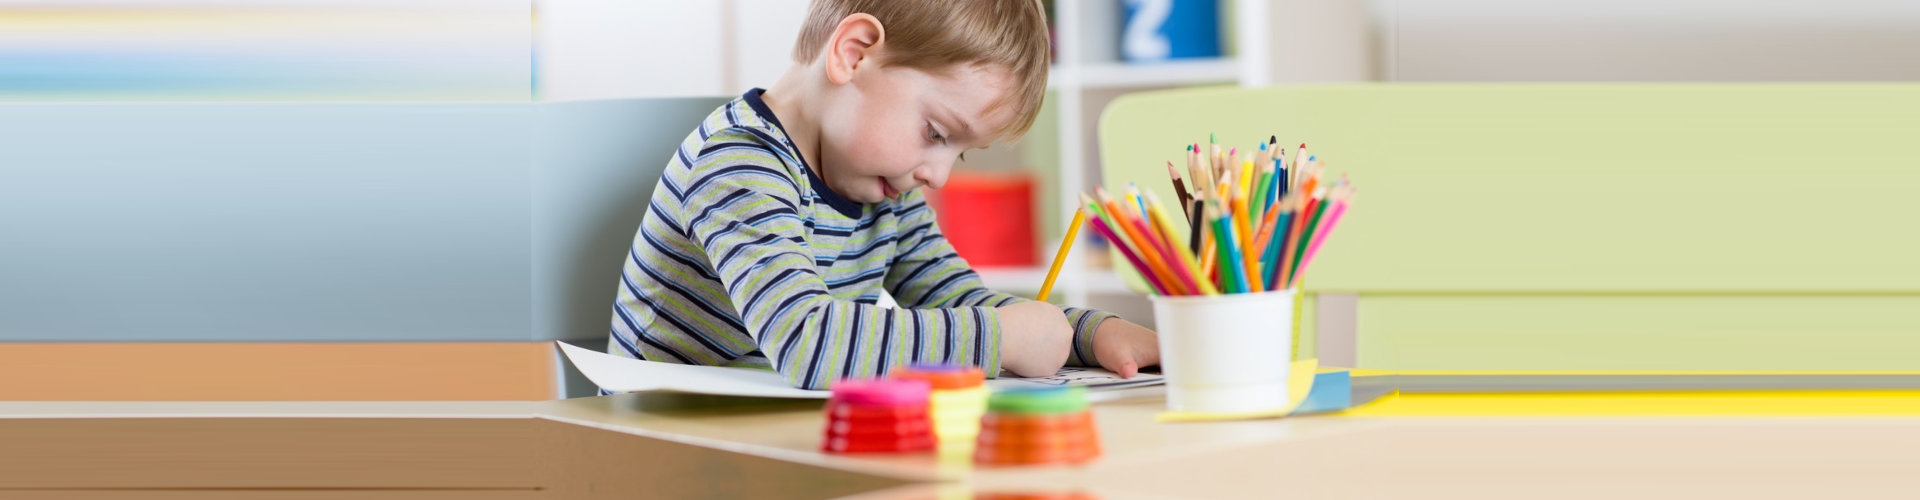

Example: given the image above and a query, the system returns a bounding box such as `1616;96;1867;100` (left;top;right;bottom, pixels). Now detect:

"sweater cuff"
1063;307;1118;368
972;306;1004;376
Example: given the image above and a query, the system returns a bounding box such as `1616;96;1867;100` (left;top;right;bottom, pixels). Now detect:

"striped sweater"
606;89;1116;390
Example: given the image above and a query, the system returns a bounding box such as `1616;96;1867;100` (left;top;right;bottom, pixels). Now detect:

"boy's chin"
838;186;887;204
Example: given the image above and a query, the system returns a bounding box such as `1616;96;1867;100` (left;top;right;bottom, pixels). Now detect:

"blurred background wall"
3;0;1915;399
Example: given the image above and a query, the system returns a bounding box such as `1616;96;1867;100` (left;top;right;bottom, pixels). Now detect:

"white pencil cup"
1149;289;1295;413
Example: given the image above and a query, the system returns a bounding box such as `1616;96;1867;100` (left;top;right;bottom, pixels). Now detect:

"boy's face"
815;62;1016;204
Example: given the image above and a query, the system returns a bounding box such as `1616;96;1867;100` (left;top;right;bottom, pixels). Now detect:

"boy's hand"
994;301;1074;378
1092;319;1161;378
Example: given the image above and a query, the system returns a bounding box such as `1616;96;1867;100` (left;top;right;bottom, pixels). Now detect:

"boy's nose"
915;163;950;190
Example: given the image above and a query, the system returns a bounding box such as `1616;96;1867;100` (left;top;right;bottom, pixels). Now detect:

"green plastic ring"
986;386;1090;414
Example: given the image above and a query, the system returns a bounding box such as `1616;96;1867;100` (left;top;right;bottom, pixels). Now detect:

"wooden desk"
6;389;1920;499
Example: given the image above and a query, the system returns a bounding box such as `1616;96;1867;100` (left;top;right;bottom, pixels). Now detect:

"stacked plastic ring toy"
974;386;1101;465
821;379;935;454
890;364;989;458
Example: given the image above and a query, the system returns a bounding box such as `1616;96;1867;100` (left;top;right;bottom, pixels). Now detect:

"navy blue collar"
742;88;864;219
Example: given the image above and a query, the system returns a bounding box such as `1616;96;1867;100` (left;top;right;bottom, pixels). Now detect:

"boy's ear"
824;13;884;85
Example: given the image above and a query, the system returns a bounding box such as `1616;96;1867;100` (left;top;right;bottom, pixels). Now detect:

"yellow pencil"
1035;208;1085;302
1238;157;1254;202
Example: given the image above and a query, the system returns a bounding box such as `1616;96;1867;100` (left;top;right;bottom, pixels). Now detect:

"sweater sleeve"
883;191;1118;369
678;130;1000;389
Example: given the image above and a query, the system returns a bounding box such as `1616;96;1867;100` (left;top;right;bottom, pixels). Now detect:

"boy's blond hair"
793;0;1051;142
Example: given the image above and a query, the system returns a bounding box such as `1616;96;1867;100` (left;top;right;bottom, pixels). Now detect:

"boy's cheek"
847;137;914;175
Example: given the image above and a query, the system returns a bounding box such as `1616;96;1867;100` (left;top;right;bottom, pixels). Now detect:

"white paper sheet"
986;366;1166;391
557;341;1163;399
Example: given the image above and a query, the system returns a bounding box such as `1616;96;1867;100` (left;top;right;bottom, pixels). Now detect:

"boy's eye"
926;123;946;144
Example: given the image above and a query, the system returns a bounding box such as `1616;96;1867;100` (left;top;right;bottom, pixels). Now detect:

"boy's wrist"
1074;311;1119;367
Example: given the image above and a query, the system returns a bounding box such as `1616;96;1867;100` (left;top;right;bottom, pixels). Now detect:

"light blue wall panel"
531;98;728;341
1;97;727;342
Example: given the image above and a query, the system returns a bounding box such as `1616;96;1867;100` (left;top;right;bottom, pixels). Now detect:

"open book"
557;341;1162;399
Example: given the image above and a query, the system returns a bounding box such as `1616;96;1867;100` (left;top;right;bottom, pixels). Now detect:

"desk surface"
5;388;1920;499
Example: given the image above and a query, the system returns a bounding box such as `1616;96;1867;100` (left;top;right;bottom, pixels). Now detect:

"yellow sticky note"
1155;358;1319;422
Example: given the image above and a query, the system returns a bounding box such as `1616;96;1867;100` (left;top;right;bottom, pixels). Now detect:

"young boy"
607;0;1159;390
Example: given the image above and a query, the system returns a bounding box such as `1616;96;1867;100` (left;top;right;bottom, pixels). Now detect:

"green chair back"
1098;84;1920;371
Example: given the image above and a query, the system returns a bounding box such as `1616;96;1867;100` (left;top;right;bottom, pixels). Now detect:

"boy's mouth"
878;178;899;199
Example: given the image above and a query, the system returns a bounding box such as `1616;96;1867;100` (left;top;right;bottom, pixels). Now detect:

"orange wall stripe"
0;342;556;401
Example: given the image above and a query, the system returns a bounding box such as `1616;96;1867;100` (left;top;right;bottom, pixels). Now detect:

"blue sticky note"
1292;370;1353;415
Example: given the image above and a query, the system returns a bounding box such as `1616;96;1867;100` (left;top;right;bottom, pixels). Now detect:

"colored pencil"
1099;189;1186;295
1265;145;1283;215
1200;230;1217;284
1209;134;1220;179
1190;144;1211;201
1250;161;1274;223
1081;193;1117;234
1291;144;1307;188
1261;139;1273;172
1134;193;1205;295
1294;184;1352;289
1081;137;1351;296
1256;143;1271;205
1205;204;1234;293
1251;192;1293;282
1281;188;1330;287
1198;198;1217;280
1035;208;1085;302
1225;147;1237;183
1299;157;1321;197
1187;197;1204;255
1274;147;1289;203
1209;201;1251;294
1275;191;1312;287
1127;207;1196;295
1171;160;1191;220
1261;206;1295;287
1285;192;1332;288
1145;190;1218;295
1086;215;1170;295
1127;183;1149;219
1215;149;1227;180
1237;155;1254;202
1229;181;1259;291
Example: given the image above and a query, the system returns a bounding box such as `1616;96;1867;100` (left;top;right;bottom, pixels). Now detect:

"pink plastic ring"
830;379;932;407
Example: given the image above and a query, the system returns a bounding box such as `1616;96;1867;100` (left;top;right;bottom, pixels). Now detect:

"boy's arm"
682;133;999;389
883;191;1117;369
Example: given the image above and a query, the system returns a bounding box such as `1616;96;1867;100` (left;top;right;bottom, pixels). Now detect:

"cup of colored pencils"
1081;135;1353;414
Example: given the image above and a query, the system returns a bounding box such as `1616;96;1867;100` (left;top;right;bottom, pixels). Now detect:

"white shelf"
975;266;1134;296
1050;58;1241;90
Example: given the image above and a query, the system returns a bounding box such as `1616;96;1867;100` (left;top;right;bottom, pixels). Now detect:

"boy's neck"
759;67;824;181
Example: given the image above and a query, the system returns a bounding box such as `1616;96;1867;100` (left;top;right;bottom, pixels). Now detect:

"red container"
926;170;1037;267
